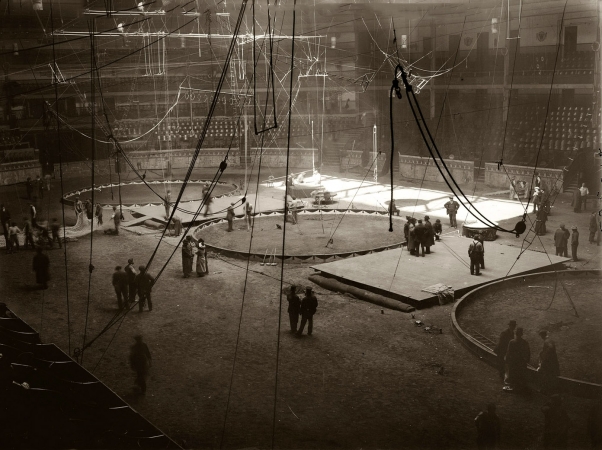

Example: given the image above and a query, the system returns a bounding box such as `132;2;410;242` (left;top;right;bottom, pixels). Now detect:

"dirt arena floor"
0;229;598;449
457;276;602;384
200;214;404;255
0;169;600;449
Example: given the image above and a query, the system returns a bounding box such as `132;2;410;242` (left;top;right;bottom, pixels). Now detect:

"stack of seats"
0;306;179;449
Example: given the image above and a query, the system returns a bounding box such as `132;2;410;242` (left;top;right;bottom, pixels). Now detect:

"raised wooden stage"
311;234;571;308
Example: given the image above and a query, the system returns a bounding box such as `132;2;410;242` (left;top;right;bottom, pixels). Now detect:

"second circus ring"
193;209;407;262
451;269;602;399
61;179;238;210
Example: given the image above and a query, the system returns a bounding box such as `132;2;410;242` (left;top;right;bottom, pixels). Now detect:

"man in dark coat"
433;219;442;241
537;330;560;394
36;175;44;200
129;335;152;394
124;258;138;305
444;196;460;228
494;320;517;379
407;218;416;255
476;234;485;269
111;206;121;235
589;212;599;244
554;224;568;256
403;216;411;245
32;246;50;289
542;395;570;449
570;226;579;261
112;266;129;309
504;327;531;392
423;216;434;254
468;237;484;276
414;219;427;257
136;265;154;312
286;285;301;333
297;287;318;336
1;204;10;244
474;403;500;450
182;235;195;278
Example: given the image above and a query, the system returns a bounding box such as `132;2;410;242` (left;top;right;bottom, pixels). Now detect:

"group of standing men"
112;259;155;312
286;285;319;336
404;215;441;257
494;320;560;394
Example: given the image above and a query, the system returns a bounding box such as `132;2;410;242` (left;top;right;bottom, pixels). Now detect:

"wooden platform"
311;235;571;308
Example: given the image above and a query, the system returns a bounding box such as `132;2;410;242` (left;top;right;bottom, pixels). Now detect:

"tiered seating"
557;52;595;76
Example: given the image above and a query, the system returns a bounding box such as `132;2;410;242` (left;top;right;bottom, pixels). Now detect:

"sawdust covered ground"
0;229;597;450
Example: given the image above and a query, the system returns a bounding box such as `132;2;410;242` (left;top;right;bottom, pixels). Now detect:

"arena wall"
484;163;564;192
398;154;474;185
0;161;42;185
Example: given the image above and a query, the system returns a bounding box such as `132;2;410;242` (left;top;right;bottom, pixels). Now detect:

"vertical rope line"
272;2;295;448
80;20;96;365
50;0;71;354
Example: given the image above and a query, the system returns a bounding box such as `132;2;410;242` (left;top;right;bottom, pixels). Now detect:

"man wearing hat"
413;219;427;257
554;224;569;257
494;320;517;379
532;187;542;214
124;258;138;305
443;195;459;228
226;202;236;232
570;225;579;261
297;287;318;336
468;235;484;276
135;265;154;312
129;335;152;394
424;216;434;254
112;266;129;310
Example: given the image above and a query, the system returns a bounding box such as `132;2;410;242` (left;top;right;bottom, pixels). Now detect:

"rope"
273;2;296;447
50;0;71;354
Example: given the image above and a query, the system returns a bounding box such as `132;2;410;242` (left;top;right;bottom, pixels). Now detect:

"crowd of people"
111;258;155;312
1;203;64;254
181;235;208;278
403;215;442;257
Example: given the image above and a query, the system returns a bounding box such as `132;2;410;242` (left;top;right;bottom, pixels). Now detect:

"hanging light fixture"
491;17;498;34
32;0;43;11
331;36;336;49
401;35;407;49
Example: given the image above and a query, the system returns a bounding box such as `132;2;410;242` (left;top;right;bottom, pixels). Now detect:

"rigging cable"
272;2;296;448
50;0;72;354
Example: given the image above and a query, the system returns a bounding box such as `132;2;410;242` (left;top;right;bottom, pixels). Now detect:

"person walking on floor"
226;202;235;232
444;196;459;228
503;327;530;393
111;206;121;235
537;330;560;395
135;265;154;312
23;218;35;250
476;234;485;270
474;403;500;450
32;246;50;289
297;287;318;336
50;218;62;249
570;226;579;261
554;224;569;257
182;235;195;278
195;238;208;277
202;183;213;217
163;190;171;219
112;266;129;310
468;236;484;276
124;259;138;305
129;335;152;394
494;320;517;380
286;285;301;333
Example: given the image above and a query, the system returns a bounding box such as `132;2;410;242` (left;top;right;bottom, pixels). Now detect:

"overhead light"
331;36;336;49
401;35;407;49
137;1;144;11
117;22;125;33
491;18;498;34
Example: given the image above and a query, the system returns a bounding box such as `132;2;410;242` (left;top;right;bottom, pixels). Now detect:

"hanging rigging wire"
50;0;72;355
272;2;296;448
396;64;526;237
79;20;99;365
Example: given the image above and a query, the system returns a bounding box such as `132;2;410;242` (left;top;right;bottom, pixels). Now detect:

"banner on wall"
522;26;558;46
459;32;478;50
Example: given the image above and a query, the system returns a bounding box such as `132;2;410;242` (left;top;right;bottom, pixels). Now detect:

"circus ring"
451;269;602;399
193;210;407;262
61;179;238;208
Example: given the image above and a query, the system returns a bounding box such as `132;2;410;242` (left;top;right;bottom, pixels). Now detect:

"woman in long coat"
182;236;195;278
196;238;208;277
